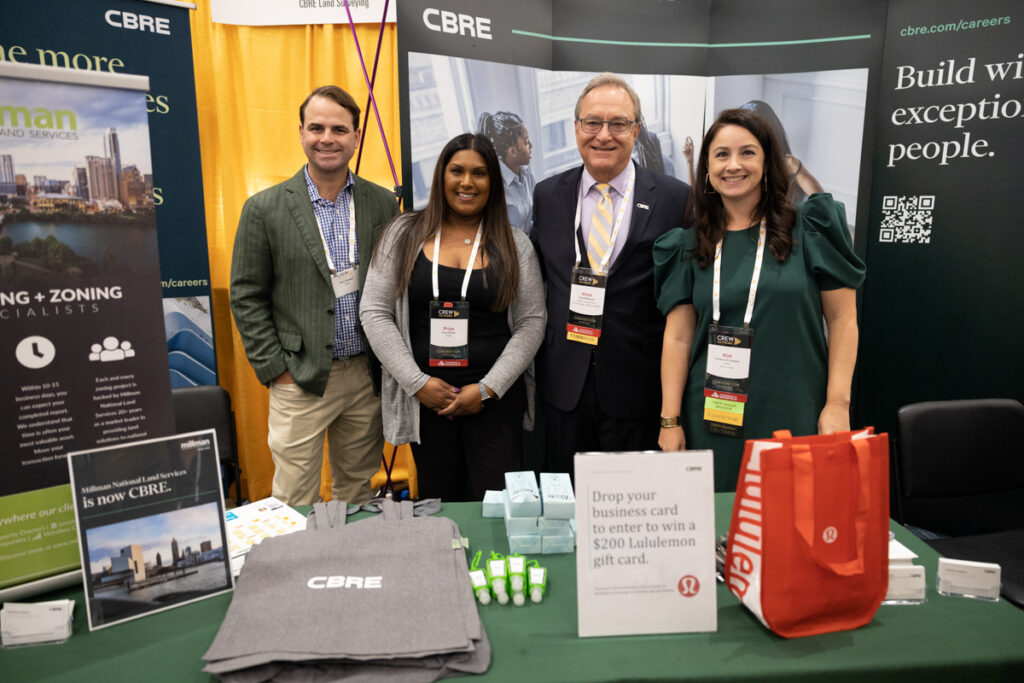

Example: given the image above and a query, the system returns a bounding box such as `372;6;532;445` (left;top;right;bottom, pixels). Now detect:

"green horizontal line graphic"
510;30;871;48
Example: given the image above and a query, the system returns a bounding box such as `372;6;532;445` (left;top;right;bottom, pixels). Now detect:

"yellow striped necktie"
588;183;613;271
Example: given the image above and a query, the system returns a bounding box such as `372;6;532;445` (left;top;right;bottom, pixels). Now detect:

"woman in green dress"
653;108;865;491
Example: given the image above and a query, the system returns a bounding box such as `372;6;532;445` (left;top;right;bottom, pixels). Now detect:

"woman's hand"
659;305;695;453
437;383;488;418
658;426;686;452
820;287;857;436
818;401;851;435
414;377;458;412
785;153;801;176
785;153;825;194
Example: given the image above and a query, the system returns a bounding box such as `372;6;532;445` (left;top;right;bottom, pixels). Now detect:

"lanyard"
712;219;766;326
572;165;636;274
313;189;357;273
432;222;484;301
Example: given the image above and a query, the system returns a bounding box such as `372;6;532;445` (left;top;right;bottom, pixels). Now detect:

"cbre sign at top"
104;10;172;35
422;8;493;40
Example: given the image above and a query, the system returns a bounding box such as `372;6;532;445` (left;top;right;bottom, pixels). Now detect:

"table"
3;496;1023;681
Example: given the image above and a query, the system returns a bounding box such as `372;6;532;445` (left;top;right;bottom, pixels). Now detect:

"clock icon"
16;335;56;369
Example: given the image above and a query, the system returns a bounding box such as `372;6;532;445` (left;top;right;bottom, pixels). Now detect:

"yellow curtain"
189;3;402;501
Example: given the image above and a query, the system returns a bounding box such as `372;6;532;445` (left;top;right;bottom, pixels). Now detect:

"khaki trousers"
267;356;383;505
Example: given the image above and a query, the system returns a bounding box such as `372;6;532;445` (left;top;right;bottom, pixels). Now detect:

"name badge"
429;300;469;367
330;268;358;298
703;324;752;437
567;266;606;345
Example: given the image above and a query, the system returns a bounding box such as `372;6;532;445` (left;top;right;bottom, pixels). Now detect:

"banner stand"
0;570;80;603
1;61;174;599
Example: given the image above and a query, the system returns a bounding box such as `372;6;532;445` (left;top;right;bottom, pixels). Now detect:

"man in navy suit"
531;73;690;476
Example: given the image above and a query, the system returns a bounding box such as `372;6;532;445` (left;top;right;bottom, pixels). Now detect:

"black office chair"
894;398;1024;608
171;385;242;506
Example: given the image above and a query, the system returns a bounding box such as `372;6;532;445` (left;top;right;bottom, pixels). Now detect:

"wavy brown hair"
372;133;519;311
687;108;795;268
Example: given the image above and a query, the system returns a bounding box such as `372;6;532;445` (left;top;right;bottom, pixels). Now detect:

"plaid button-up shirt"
305;167;363;358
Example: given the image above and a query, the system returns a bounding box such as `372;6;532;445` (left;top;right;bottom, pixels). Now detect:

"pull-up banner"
857;0;1024;434
1;0;218;389
0;63;174;593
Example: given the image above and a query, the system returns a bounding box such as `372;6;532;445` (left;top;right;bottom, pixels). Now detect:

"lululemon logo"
822;526;839;544
677;575;700;597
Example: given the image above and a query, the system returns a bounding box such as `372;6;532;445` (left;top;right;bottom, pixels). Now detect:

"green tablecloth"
3;496;1023;681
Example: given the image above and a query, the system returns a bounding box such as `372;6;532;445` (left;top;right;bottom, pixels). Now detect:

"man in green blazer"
230;86;398;506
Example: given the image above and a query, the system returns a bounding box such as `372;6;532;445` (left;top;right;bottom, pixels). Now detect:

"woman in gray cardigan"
360;134;545;501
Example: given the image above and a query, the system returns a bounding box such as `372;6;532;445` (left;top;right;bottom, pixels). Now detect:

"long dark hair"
477;111;525;162
373;133;520;311
687;108;795;268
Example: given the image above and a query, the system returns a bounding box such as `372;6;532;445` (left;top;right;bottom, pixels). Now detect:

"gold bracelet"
659;416;680;428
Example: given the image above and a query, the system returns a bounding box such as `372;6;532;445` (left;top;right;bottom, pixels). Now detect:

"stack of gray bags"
203;499;489;681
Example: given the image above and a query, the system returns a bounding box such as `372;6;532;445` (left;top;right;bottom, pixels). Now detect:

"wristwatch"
479;383;492;405
659;416;680;428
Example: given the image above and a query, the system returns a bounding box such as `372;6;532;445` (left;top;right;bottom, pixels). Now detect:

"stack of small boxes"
482;471;576;554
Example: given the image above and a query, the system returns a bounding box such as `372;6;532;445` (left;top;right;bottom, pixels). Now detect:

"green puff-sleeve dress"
653;194;866;491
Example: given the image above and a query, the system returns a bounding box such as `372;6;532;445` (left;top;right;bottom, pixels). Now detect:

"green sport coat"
229;168;399;396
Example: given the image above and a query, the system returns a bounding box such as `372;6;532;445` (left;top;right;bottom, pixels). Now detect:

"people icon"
89;336;134;362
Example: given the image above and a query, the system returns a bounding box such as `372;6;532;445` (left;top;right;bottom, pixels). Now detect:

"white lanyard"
712;219;766;325
572;165;636;273
432;222;484;301
313;190;357;273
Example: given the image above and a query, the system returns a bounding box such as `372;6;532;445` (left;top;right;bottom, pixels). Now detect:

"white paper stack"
889;537;918;566
1;599;74;647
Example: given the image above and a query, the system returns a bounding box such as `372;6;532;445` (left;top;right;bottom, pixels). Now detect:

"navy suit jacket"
531;164;690;418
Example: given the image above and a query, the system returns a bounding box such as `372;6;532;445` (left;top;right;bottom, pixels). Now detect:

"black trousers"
413;379;526;502
543;360;659;480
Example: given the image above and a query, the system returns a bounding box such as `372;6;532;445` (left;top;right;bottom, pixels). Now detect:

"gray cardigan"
360;215;546;444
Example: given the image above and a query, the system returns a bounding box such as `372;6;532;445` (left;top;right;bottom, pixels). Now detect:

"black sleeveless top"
408;251;512;387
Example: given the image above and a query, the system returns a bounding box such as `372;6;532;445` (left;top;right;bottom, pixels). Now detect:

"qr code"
879;195;934;244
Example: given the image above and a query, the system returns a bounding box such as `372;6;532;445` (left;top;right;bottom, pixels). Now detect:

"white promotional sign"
211;0;396;26
574;451;717;637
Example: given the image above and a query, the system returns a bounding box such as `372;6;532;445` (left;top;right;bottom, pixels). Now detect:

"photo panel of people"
406;53;704;226
67;430;232;630
407;53;868;235
707;68;869;234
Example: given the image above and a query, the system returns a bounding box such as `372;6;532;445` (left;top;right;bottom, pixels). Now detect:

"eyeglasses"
576;118;636;135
